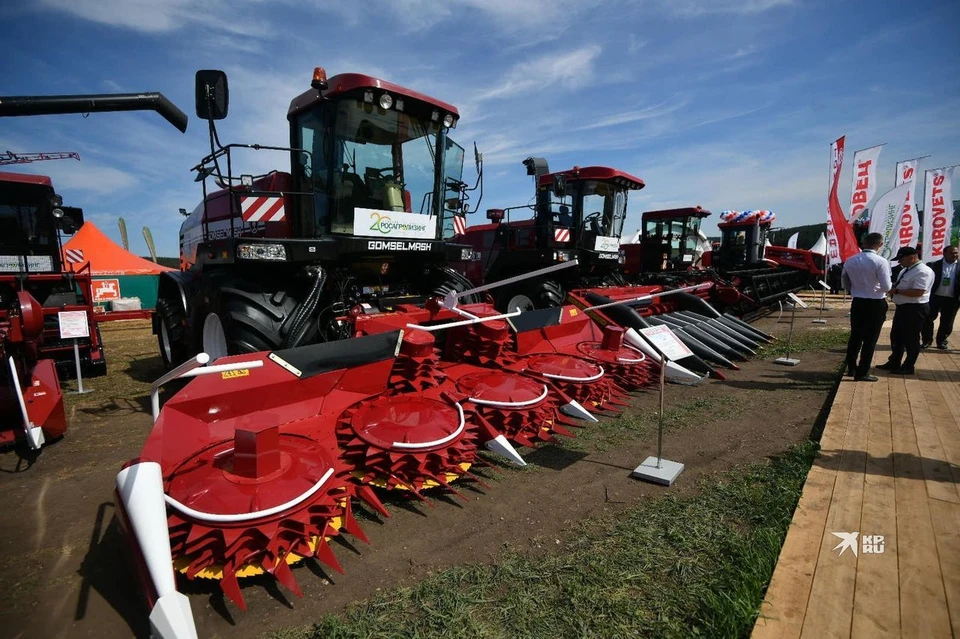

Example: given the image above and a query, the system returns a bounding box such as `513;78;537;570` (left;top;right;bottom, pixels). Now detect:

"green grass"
758;328;850;361
268;442;819;639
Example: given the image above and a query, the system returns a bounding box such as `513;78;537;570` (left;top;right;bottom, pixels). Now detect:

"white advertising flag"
923;167;956;263
848;144;884;221
893;159;920;252
867;182;911;261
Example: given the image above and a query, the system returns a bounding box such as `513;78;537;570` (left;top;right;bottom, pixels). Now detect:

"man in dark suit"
922;244;960;349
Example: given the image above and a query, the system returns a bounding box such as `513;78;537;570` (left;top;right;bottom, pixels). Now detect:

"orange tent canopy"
62;222;172;275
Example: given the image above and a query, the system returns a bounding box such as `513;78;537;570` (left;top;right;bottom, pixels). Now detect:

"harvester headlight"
364;90;374;103
443;113;455;128
460;247;473;261
379;93;393;109
431;110;440;122
553;250;573;262
237;243;287;261
618;249;626;265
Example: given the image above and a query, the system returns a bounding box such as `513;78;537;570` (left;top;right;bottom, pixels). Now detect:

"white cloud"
474;45;602;101
35;0;265;36
660;0;795;17
577;97;689;131
17;162;139;195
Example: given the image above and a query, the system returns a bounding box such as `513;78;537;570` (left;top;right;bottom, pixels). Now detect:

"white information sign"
58;310;90;339
353;208;437;240
593;235;620;253
638;325;693;362
817;280;830;290
787;292;808;309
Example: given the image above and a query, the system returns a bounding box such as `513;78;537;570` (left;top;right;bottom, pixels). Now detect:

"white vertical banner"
848;144;884;221
866;182;911;261
825;138;844;266
893;159;920;253
922;167;955;263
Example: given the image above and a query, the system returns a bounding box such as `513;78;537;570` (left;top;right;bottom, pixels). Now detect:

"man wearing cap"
921;244;960;350
878;246;935;375
840;232;891;381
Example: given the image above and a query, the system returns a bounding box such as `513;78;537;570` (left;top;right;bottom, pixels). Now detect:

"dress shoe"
876;362;899;370
937;343;948;350
896;366;915;375
854;375;879;382
920;342;932;349
845;366;855;377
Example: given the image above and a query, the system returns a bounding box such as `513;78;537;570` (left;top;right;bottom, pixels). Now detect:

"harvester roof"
641;206;711;221
288;72;459;122
538;166;645;190
0;171;53;188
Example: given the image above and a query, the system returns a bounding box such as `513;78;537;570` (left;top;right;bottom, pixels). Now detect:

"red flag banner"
894;159;920;253
922;167;956;263
826;137;859;262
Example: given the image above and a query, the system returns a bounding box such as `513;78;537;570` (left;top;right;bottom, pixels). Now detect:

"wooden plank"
903;372;960;504
799;381;871;639
924;351;960;432
928;498;960;638
890;376;953;638
915;352;960;502
852;376;899;638
753;379;858;638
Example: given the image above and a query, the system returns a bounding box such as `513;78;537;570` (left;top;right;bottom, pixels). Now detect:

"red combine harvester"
621;207;825;313
457;157;643;312
0;172;106;379
117;68;761;639
153;68;480;367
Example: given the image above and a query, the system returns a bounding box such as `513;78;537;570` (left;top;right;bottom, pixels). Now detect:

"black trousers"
846;298;888;376
887;302;930;368
922;295;960;346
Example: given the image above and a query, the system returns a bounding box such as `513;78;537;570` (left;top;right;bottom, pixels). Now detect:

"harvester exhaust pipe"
116;462;198;639
0;92;189;133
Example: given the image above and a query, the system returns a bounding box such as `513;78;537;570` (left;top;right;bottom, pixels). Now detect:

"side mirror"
59;206;84;236
195;70;229;121
552;174;566;197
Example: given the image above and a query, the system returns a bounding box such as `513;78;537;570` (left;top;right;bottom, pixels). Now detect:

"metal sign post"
630;325;691;486
776;293;807;366
58;310;94;394
812;280;830;324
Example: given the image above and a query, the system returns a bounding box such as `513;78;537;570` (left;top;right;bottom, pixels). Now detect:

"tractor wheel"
498;289;537;313
601;271;627;287
429;266;483;305
194;276;307;358
156;295;188;369
538;279;566;307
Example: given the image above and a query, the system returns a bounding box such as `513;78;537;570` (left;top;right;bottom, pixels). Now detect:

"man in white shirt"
840;232;891;381
921;244;960;350
877;246;935;375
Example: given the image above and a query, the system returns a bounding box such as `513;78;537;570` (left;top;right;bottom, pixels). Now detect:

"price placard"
638;325;693;362
58;310;90;339
787;292;809;308
817;280;830;290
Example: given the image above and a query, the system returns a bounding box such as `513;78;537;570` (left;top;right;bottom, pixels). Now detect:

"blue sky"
2;0;958;256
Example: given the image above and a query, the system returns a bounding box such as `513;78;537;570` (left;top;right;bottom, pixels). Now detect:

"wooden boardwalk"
753;332;960;638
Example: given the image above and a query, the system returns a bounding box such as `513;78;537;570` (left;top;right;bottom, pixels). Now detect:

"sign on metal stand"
776;293;807;366
58;310;94;394
631;325;690;486
812;280;830;324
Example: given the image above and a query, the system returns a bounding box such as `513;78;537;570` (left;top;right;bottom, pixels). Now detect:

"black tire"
156;295;188;369
600;271;627;287
194;276;307;356
538;279;565;307
429;266;483;305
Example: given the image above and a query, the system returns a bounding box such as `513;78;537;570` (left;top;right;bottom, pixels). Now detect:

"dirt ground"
0;301;852;639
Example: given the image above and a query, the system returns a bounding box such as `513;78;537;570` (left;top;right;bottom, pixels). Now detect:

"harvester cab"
626;206;712;276
158;68;479;366
457;157;644;312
